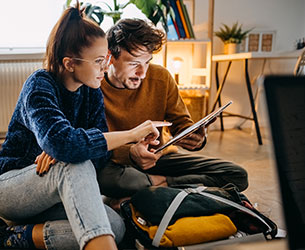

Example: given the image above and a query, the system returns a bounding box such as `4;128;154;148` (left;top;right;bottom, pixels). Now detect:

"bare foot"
85;235;117;250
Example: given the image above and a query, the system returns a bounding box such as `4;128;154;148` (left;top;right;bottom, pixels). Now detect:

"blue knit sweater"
0;69;110;175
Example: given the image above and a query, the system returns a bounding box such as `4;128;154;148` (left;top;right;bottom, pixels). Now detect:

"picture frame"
240;30;276;53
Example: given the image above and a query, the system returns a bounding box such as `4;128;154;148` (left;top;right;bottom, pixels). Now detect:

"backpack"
120;184;278;249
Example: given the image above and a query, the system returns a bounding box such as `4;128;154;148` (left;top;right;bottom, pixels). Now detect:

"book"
176;0;190;38
170;12;181;39
182;2;195;38
167;13;179;40
169;0;186;38
154;101;233;153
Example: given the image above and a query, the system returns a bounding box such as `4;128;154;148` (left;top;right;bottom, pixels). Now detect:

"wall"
194;0;305;129
0;0;64;48
1;0;304;131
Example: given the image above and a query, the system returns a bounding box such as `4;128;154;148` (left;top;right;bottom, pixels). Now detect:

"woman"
0;3;168;250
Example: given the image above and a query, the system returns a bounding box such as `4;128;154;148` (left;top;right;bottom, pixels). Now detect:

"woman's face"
65;36;109;91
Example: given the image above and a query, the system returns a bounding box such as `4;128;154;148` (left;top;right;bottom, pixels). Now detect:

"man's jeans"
0;160;125;250
99;152;248;198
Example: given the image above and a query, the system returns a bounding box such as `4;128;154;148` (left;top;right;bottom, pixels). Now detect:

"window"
0;0;147;49
0;0;65;48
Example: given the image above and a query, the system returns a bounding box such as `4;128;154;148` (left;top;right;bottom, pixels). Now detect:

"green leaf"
215;21;255;43
161;0;171;10
231;22;238;35
130;0;170;31
223;24;230;34
100;2;113;11
130;0;158;17
120;2;131;9
65;0;72;8
85;4;105;25
156;3;170;31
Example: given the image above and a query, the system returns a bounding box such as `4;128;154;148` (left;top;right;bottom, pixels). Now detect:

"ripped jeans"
0;160;125;250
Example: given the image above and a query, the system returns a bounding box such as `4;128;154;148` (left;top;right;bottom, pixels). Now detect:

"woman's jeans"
0;160;125;250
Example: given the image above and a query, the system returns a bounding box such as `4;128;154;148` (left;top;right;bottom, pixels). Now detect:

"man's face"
108;47;153;89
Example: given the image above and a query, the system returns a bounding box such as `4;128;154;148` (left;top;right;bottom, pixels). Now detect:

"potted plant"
129;0;171;32
215;22;253;54
65;0;171;31
65;0;130;25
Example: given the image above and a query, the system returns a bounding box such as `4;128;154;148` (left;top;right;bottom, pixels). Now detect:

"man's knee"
235;166;248;192
98;164;151;198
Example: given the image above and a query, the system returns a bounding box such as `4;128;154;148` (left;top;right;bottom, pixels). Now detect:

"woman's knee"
51;160;97;184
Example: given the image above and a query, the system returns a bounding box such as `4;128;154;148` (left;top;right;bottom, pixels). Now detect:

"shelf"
162;40;211;84
178;84;208;94
162;0;214;90
167;39;211;45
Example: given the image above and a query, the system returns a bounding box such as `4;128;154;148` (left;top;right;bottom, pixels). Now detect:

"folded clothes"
130;204;237;247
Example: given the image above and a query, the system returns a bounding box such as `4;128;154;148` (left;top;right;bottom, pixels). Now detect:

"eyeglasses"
72;55;112;70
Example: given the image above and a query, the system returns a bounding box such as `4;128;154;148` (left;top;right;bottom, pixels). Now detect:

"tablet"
154;100;233;154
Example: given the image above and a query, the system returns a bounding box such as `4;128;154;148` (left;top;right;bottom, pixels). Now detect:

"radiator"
0;59;43;133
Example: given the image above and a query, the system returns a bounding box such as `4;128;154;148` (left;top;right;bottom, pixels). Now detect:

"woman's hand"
103;120;171;151
130;120;172;143
35;151;57;176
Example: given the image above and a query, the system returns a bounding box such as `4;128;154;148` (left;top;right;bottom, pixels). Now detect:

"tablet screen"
154;101;233;154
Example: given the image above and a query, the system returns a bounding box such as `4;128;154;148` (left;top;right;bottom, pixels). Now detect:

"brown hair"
43;1;106;79
107;18;166;59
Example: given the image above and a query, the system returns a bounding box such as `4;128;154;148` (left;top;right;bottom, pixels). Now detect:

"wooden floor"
187;126;286;230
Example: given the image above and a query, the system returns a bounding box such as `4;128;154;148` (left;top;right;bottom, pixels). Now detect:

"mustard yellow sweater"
130;204;237;247
100;64;194;164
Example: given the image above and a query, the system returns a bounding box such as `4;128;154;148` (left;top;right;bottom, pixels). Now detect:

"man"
98;18;248;202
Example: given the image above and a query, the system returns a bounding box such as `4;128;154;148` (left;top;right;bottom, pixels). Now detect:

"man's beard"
122;77;142;90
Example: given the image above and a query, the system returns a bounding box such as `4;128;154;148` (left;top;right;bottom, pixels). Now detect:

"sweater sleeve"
111;144;134;165
25;87;109;164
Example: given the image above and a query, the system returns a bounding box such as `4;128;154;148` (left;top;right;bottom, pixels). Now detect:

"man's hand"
175;117;217;151
130;137;162;170
175;126;206;150
35;151;57;176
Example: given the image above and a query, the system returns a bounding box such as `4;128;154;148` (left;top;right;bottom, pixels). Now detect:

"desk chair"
293;48;305;75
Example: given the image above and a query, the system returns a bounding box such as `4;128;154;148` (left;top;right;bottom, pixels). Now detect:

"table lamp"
172;57;183;84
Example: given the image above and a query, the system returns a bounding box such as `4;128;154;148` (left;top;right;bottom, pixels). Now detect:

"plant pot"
224;43;240;54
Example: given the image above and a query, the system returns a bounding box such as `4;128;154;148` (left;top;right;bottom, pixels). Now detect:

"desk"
212;51;300;145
